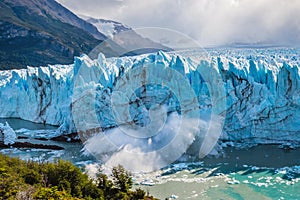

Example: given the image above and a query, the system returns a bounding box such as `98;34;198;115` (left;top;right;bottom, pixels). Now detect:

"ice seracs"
0;48;299;148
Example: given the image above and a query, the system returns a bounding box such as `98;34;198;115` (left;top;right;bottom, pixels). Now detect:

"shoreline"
1;118;299;169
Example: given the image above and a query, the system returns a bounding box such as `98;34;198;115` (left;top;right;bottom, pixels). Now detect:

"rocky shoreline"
0;141;64;150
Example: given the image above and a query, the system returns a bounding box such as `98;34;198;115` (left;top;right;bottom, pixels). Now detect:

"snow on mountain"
84;17;131;39
0;48;299;147
82;16;172;54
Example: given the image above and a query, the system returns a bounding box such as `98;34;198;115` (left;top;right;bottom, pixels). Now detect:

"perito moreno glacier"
0;48;299;147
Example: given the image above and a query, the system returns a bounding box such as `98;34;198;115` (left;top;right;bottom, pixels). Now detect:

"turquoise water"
135;162;300;199
135;146;300;199
227;170;300;199
0;118;92;166
0;118;57;130
1;118;299;199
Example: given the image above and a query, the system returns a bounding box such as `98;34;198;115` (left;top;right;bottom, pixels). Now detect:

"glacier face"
0;48;299;145
0;64;74;134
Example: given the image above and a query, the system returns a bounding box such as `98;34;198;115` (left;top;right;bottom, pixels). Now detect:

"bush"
33;186;77;200
23;170;41;185
0;153;154;200
132;188;146;199
0;173;21;199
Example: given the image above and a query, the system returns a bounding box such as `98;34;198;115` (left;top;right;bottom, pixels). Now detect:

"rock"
0;141;64;150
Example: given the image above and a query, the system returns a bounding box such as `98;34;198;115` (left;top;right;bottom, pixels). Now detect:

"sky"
57;0;300;47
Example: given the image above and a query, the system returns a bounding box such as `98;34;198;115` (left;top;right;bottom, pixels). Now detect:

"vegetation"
0;153;158;200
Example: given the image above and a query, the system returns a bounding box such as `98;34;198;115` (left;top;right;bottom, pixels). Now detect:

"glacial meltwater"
134;146;300;199
0;118;93;165
0;118;299;199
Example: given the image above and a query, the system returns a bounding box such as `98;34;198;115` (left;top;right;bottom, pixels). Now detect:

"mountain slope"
4;0;107;40
84;16;173;55
0;0;119;69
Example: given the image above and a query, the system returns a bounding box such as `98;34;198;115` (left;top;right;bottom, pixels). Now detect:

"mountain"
83;16;172;55
0;0;172;70
3;0;107;40
0;0;123;69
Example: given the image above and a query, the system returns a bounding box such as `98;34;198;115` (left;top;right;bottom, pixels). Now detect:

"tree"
97;173;113;197
111;165;133;193
132;188;146;199
33;186;77;200
0;154;157;200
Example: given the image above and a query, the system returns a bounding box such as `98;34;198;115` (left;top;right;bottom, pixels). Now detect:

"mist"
57;0;300;46
81;108;226;172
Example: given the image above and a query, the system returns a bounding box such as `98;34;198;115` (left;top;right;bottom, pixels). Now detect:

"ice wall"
0;48;299;145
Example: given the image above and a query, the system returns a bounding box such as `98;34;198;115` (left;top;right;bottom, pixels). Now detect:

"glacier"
0;48;299;147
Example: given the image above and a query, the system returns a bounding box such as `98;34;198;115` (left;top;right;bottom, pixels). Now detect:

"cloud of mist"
81;108;226;172
57;0;300;46
82;111;209;172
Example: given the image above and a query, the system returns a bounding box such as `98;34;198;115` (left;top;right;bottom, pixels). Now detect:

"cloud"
57;0;300;46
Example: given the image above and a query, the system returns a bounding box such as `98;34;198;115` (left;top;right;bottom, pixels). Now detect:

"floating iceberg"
0;122;16;145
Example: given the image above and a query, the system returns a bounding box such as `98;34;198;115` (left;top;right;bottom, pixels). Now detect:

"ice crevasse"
0;48;299;145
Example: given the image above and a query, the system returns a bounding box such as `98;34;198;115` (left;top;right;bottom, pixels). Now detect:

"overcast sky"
57;0;300;47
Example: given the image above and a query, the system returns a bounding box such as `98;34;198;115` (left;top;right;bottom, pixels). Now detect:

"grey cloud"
57;0;300;46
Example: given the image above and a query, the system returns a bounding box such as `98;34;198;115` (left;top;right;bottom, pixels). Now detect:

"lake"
1;118;299;199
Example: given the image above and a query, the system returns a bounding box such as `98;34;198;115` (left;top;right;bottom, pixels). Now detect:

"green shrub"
23;170;42;185
132;188;146;199
33;186;76;200
0;153;154;200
